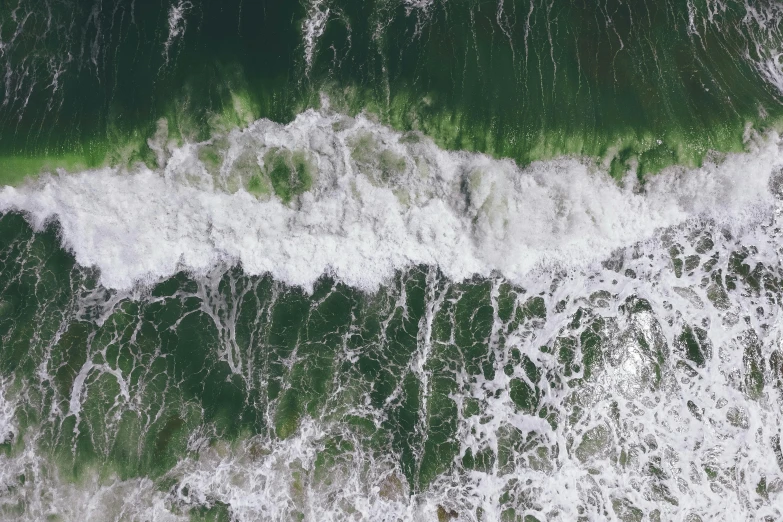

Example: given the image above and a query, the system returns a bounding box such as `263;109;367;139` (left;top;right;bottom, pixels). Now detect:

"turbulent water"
1;1;783;521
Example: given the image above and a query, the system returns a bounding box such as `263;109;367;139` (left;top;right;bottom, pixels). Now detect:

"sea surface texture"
1;1;783;521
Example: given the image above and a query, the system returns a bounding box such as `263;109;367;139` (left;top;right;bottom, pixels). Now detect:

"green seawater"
2;1;783;521
1;0;783;182
1;202;783;520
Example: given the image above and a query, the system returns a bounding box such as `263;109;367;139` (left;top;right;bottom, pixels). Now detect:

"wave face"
0;110;778;290
0;113;783;520
1;0;783;177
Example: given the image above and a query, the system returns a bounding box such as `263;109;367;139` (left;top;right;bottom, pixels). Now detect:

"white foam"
0;109;780;293
0;383;16;446
709;0;783;97
162;1;193;65
302;0;330;75
744;1;783;97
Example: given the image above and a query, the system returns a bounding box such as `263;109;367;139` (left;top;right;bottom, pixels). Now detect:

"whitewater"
0;109;782;520
0;109;779;292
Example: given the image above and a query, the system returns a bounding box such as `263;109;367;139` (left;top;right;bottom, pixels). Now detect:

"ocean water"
1;1;783;521
2;0;783;177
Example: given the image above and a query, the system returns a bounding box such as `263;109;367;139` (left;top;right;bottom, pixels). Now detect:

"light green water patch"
246;172;272;198
263;148;314;203
349;131;407;184
189;503;232;522
0;155;90;186
326;83;765;180
198;144;225;175
120;67;287;165
219;148;266;196
208;89;262;136
0;131;159;186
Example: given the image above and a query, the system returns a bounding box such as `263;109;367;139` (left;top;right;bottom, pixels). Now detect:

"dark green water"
1;0;783;181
